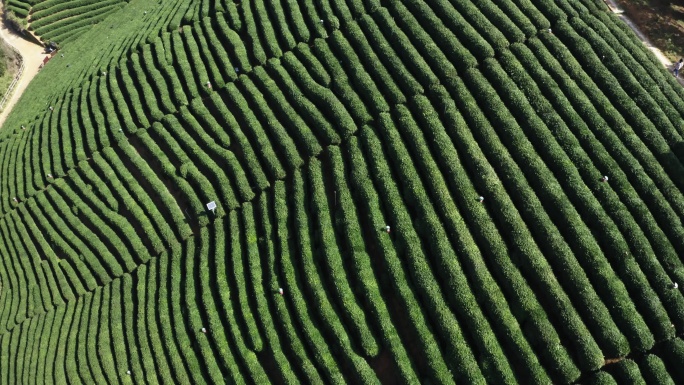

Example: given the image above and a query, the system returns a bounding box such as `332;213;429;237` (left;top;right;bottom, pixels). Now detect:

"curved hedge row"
0;0;684;384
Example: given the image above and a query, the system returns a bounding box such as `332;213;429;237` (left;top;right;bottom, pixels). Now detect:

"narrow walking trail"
0;17;45;128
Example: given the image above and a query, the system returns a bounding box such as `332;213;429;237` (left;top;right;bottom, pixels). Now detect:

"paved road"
0;19;45;128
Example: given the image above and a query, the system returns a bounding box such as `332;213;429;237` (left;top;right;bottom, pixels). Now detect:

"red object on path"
39;56;51;69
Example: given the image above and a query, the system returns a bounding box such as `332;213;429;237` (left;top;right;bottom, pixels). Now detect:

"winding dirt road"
0;20;44;128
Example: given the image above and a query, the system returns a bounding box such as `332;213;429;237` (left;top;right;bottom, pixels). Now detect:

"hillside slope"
5;0;126;44
0;0;684;383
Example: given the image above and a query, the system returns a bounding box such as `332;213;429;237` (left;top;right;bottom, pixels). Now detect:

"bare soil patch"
617;0;684;62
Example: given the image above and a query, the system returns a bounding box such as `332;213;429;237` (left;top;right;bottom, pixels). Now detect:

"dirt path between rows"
0;19;45;128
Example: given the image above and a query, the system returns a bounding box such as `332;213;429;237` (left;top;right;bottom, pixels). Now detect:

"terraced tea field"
0;0;683;383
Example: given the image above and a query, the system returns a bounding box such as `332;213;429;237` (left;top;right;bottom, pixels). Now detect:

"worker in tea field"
674;59;684;78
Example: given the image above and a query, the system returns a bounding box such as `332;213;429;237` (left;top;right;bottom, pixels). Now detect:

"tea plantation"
0;0;683;383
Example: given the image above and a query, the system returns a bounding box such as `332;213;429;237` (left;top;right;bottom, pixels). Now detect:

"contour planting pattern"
6;0;127;44
0;0;684;383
